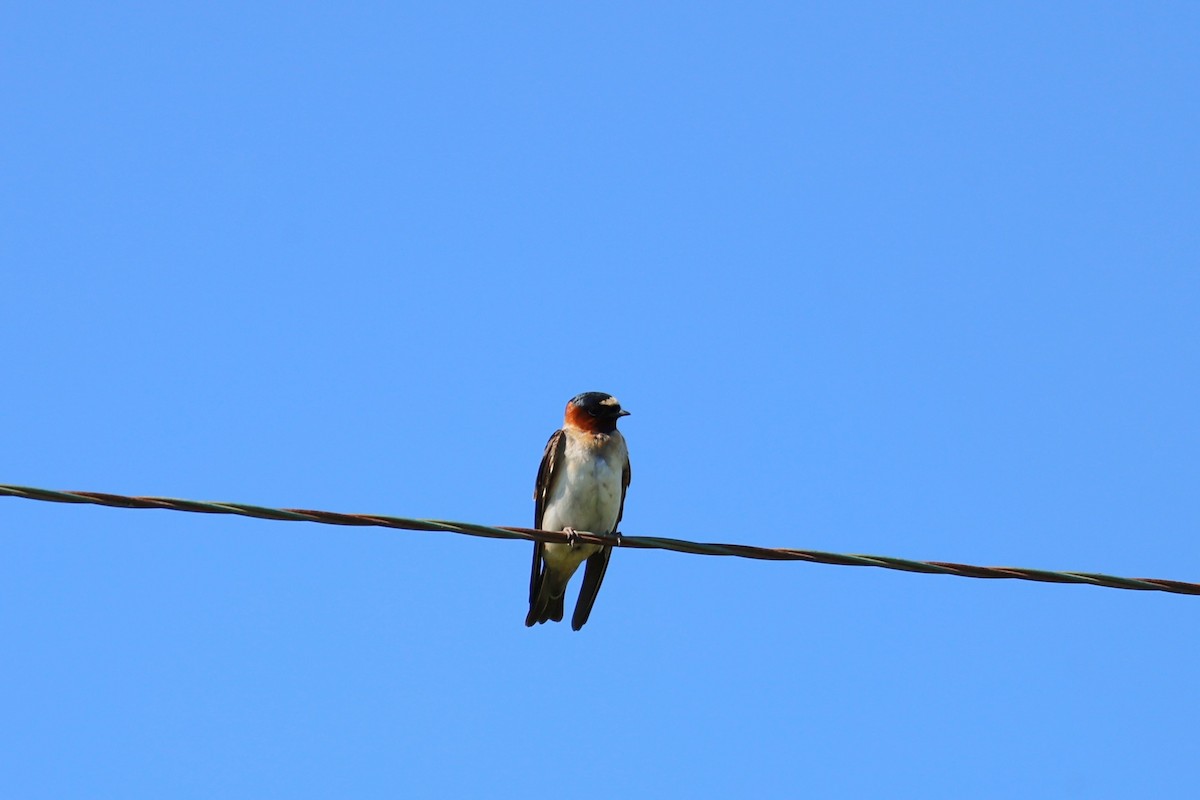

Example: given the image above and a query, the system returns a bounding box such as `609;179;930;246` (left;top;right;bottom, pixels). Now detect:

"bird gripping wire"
1;483;1196;596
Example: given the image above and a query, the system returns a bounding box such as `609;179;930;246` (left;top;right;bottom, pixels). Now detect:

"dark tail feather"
525;542;567;627
525;584;565;626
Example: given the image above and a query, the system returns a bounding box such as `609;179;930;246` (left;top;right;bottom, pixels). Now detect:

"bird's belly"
541;456;623;537
541;540;599;576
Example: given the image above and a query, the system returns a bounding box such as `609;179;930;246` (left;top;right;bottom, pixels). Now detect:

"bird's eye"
587;409;600;417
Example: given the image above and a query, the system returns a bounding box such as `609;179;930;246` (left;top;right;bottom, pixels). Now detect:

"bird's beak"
617;409;631;417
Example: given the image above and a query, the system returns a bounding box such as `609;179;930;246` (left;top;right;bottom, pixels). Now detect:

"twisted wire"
2;484;1195;596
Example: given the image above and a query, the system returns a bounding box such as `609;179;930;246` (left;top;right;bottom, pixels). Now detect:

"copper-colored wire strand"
2;484;1196;596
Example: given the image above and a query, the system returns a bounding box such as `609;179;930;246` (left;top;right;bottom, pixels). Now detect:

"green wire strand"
1;483;1196;596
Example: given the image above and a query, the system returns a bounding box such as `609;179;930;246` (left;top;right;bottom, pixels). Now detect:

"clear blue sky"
2;3;1197;797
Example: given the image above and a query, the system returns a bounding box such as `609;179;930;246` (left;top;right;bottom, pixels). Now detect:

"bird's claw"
564;527;580;547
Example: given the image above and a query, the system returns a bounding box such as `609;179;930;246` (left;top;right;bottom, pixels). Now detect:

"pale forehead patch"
600;395;621;406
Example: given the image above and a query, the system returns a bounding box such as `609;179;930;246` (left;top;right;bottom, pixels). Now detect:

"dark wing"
571;548;611;631
528;429;567;605
571;452;630;631
534;429;567;531
616;455;631;529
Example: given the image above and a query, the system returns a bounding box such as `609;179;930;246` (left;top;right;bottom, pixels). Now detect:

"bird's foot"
564;527;580;547
611;530;623;547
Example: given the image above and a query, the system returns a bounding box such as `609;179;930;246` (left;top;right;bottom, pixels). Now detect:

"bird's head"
563;391;630;434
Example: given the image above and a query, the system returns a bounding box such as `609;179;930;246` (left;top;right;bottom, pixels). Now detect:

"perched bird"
526;392;631;631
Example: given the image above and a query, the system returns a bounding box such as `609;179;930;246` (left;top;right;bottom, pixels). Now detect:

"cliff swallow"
526;392;631;631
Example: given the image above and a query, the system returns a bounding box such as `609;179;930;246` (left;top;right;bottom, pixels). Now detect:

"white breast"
541;433;625;537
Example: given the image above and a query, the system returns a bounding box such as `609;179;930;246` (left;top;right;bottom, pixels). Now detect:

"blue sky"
2;3;1197;797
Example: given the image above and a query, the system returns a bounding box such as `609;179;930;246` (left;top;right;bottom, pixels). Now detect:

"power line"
2;483;1196;596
